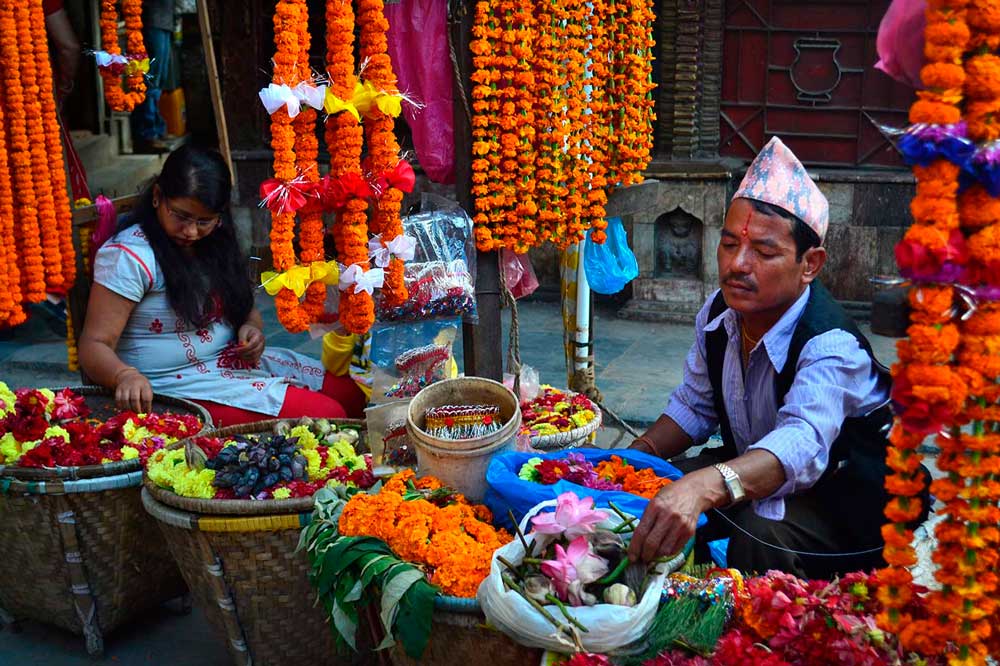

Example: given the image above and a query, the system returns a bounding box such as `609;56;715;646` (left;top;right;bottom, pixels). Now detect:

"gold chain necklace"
741;322;762;349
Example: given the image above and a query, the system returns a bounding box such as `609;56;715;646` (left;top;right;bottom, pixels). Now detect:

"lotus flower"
530;491;609;541
541;535;609;603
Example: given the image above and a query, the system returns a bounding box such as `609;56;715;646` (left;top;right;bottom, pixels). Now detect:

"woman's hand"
115;368;153;413
237;324;266;364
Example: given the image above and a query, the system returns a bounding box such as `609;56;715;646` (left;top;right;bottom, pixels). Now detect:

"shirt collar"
703;285;812;371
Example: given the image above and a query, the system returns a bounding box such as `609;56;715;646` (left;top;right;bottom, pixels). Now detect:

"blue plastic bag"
584;217;639;295
484;448;707;532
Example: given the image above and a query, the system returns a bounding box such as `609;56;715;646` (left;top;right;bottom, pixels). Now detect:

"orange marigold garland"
29;0;74;289
98;0;147;112
358;0;408;307
0;1;45;303
606;0;655;188
0;90;25;326
510;0;538;254
879;0;970;655
16;0;64;294
325;0;374;334
470;0;503;251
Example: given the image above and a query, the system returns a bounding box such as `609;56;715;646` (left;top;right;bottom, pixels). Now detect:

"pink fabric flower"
540;535;608;603
530;491;608;541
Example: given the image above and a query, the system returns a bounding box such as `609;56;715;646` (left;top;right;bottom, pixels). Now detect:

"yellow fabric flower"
0;433;20;463
272;487;292;500
121;446;139;461
44;426;70;443
290;425;319;450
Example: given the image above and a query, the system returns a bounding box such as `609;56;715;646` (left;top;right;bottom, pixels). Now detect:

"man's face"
716;198;825;317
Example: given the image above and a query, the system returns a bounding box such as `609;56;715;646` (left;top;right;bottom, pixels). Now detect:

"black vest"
704;281;929;550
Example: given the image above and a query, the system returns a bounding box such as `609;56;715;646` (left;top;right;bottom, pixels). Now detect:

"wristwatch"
713;462;746;506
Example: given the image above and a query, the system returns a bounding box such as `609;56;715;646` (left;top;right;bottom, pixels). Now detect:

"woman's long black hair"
118;145;254;329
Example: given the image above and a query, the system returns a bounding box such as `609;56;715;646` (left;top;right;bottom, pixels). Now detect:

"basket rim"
525;399;603;446
0;387;212;482
146;418;365;516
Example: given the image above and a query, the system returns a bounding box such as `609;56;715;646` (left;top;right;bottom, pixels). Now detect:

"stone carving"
655;208;702;278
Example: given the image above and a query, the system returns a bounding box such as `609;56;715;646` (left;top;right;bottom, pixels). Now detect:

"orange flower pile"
595;455;673;499
338;470;512;598
325;0;374;334
358;0;407;308
469;0;655;251
98;0;147;112
0;0;75;333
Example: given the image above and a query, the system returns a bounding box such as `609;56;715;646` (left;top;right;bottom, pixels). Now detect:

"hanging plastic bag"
385;0;455;184
503;364;540;402
477;498;677;654
875;0;925;89
501;249;539;300
376;194;478;323
484;448;705;533
368;318;461;405
584;217;638;295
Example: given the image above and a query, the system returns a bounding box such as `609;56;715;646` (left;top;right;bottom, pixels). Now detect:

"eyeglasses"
163;201;221;230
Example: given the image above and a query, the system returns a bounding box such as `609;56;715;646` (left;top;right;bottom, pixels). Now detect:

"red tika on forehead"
742;211;751;236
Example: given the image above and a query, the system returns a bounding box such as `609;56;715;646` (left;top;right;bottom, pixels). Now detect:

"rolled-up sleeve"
748;330;877;500
663;297;720;444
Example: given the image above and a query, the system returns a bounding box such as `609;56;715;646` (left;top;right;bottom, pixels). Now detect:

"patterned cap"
733;137;829;242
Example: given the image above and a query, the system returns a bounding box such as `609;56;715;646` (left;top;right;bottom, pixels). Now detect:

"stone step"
69;130;116;173
87;154;166;199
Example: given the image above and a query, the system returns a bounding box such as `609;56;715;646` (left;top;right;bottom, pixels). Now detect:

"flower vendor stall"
0;385;207;656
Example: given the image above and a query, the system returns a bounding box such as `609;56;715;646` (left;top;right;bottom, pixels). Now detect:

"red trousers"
194;373;366;428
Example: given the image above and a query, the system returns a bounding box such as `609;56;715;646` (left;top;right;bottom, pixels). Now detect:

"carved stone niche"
654;208;703;279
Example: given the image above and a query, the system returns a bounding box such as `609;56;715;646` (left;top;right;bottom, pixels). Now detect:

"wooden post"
196;0;235;190
450;0;503;381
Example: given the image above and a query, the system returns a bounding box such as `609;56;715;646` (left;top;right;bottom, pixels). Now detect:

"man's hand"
627;469;726;562
237;324;266;364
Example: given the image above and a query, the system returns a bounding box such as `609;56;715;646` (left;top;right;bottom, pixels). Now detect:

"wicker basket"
0;386;211;482
141;419;365;666
527;399;603;451
0;471;187;656
385;596;543;666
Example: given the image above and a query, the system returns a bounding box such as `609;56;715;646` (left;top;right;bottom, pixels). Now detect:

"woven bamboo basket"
0;471;187;656
385;595;543;666
142;419;365;666
0;386;211;481
527;398;603;451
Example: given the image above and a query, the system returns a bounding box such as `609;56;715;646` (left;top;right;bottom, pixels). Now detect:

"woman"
80;145;366;425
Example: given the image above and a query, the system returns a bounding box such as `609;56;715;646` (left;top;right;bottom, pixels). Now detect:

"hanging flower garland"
581;1;611;245
97;0;148;112
0;94;24;327
614;0;656;188
325;0;375;334
291;2;327;323
560;0;592;248
470;0;503;251
879;0;970;655
358;0;408;307
510;0;538;254
29;0;75;290
0;1;45;303
16;0;63;294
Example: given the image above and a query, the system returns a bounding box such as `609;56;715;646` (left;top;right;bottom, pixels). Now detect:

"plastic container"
406;378;522;501
159;88;186;137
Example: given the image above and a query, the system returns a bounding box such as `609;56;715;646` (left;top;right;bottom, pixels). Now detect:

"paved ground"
0;296;904;665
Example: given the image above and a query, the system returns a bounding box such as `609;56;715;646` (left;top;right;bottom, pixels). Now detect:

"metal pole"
451;0;503;381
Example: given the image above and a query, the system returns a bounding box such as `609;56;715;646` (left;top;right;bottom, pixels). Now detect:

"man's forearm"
629;414;694;460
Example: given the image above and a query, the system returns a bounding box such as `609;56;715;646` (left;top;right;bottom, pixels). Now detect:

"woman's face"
154;185;221;248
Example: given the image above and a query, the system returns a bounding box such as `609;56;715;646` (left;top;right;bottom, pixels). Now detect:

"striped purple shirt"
664;286;890;520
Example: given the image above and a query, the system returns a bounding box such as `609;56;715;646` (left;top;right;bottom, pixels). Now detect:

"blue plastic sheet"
484;448;707;532
584;217;639;295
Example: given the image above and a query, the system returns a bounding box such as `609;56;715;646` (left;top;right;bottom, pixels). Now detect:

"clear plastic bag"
503;364;540;402
584;217;639;295
369;319;461;405
377;194;478;323
501;249;539;300
364;400;413;466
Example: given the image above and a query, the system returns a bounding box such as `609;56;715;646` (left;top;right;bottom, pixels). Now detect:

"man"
131;0;174;153
627;137;928;579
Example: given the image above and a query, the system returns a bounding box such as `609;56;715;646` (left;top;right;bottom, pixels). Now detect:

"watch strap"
713;462;746;505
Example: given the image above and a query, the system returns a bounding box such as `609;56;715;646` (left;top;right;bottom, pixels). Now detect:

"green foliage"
300;485;438;660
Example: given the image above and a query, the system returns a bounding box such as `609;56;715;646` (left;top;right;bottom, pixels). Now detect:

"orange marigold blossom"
98;0;147;111
0;78;24;325
338;470;511;598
